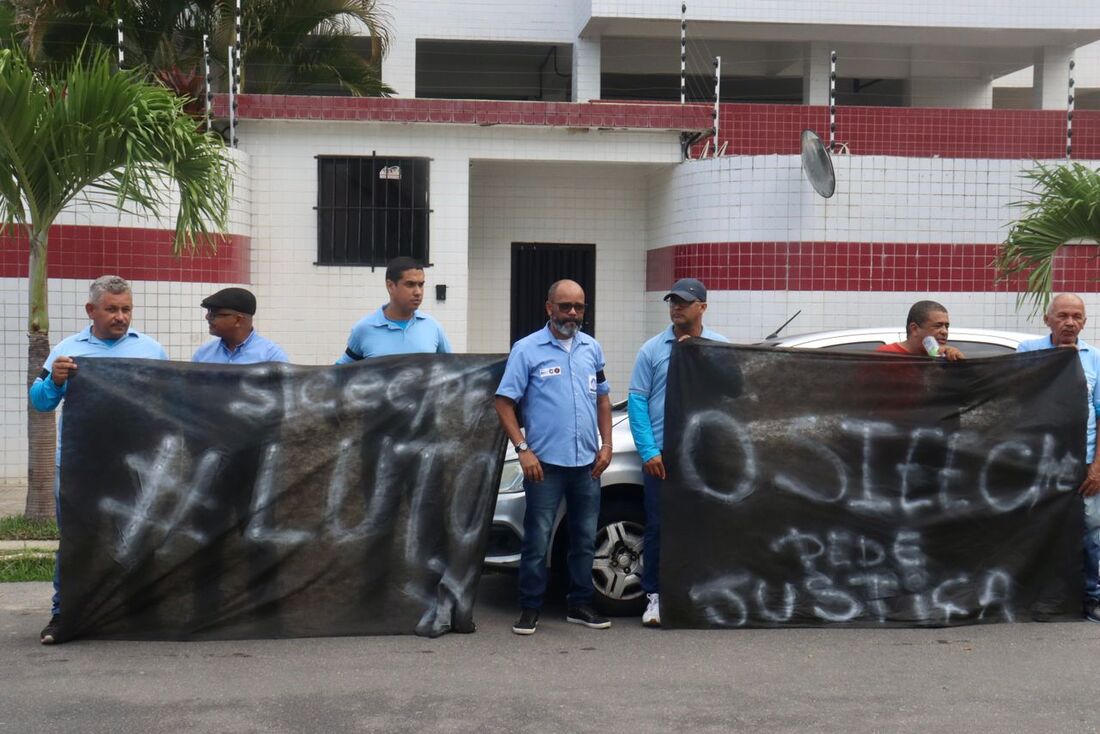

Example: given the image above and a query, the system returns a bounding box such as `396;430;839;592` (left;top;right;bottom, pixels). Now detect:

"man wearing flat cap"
193;287;288;364
627;277;728;627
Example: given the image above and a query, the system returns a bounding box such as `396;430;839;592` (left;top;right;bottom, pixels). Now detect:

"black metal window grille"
316;155;430;266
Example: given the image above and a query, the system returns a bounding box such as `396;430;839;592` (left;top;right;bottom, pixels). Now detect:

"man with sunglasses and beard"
495;279;613;636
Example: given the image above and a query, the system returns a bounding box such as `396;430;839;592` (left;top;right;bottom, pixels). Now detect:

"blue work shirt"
496;324;611;467
628;325;729;462
193;329;289;364
1018;335;1100;463
29;326;169;464
336;306;451;363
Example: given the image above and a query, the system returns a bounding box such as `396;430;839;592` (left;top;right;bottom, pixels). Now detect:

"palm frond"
994;161;1100;315
0;43;232;251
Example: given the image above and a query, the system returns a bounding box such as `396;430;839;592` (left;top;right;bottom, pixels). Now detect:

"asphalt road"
2;572;1099;734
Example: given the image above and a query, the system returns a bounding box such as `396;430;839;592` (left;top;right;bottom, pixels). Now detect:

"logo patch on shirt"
539;366;562;378
588;375;597;392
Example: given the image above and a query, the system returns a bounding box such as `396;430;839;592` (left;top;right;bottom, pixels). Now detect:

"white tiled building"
3;1;1100;485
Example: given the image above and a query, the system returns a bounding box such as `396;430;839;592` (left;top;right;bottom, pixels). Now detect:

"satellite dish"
800;129;836;198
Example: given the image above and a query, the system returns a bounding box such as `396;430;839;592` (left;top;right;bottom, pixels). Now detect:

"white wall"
468;160;661;399
643;153;1100;343
240;119;678;368
647;154;1044;248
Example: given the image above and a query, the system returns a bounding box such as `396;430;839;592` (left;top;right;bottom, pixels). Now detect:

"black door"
510;242;596;345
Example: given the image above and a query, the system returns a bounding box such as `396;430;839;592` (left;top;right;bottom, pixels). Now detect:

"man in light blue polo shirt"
193;287;289;364
1017;292;1100;623
29;275;168;645
336;256;451;362
495;279;613;635
628;277;728;627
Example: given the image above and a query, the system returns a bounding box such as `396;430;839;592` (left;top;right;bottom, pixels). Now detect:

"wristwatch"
515;441;529;452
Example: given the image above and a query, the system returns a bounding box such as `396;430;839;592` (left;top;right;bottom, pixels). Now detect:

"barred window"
316;155;430;266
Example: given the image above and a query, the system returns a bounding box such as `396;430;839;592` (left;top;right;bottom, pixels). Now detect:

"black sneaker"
40;615;61;645
566;605;611;629
512;608;539;635
1086;599;1100;624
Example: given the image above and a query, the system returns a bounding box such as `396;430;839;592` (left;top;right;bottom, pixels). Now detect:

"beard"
552;318;581;338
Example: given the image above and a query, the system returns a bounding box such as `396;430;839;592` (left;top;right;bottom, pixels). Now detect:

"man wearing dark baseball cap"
664;277;707;303
628;277;728;627
193;287;289;364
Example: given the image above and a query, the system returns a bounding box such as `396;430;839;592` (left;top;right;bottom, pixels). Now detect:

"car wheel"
590;497;646;616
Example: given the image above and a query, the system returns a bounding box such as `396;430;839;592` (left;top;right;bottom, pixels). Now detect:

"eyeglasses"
205;311;237;321
553;302;586;313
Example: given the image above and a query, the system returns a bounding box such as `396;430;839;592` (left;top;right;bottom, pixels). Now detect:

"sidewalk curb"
0;540;58;551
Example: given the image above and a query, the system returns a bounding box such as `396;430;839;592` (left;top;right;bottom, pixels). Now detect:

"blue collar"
367;305;425;330
222;328;257;353
75;325;138;345
536;322;590;348
1047;335;1093;352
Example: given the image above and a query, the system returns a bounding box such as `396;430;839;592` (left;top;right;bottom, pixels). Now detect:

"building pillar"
573;38;601;102
1033;45;1074;110
802;41;831;105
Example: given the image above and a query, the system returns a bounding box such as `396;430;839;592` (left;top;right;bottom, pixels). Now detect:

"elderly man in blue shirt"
628;278;728;627
29;275;168;645
495;279;613;635
1017;292;1100;624
336;256;451;362
193;287;288;364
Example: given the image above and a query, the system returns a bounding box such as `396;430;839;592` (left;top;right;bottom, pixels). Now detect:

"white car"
761;327;1036;356
485;327;1038;615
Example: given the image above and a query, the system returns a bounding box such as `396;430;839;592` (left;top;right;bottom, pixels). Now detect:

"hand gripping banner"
56;355;507;640
661;342;1087;628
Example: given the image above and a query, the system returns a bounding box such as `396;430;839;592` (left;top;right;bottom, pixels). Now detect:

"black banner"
662;343;1086;627
57;355;507;640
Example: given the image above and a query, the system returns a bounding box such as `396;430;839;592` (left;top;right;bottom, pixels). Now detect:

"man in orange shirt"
876;300;966;360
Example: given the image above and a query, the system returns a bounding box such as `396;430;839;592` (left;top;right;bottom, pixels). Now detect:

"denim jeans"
641;472;661;595
518;463;600;609
1085;495;1100;601
51;467;60;616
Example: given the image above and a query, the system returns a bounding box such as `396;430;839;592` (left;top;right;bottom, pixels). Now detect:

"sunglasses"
553;302;586;313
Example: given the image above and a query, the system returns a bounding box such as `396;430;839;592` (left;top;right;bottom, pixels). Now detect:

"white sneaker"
642;593;661;627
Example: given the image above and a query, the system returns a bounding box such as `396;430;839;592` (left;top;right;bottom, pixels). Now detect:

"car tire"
590;496;647;617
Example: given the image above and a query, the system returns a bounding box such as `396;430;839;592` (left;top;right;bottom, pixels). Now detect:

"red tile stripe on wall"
0;225;250;283
219;95;713;132
647;242;1099;293
692;105;1098;159
219;95;1100;160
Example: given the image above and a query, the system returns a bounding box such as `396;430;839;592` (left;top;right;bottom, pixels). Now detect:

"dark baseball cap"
201;287;256;315
664;278;707;303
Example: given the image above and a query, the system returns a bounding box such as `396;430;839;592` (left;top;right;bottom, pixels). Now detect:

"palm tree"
0;44;232;519
212;0;392;96
5;0;393;97
995;162;1100;314
8;0;207;71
